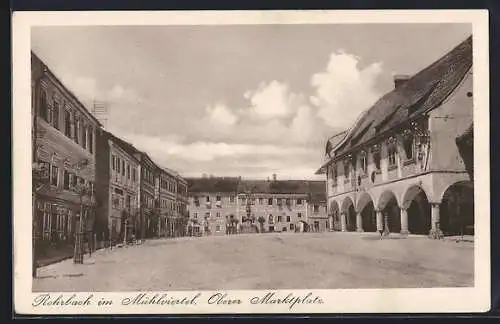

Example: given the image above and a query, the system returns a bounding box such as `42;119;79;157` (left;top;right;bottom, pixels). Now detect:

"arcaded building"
316;36;474;237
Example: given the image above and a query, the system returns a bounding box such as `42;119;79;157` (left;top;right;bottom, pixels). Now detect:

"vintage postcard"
13;10;490;315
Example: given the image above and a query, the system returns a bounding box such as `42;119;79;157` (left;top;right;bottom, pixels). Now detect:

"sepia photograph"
13;10;490;314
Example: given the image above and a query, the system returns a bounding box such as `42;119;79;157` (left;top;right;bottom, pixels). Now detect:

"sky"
31;23;471;180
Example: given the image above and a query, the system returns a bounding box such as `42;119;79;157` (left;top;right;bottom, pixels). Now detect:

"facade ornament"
387;136;397;147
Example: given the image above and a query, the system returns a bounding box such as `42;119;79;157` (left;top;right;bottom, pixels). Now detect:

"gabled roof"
325;130;348;156
329;35;473;160
186;178;326;201
104;130;140;159
187;177;241;193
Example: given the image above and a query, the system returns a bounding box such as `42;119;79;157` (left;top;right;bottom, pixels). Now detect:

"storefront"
34;195;81;243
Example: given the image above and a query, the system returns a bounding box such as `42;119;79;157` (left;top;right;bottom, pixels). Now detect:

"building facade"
32;52;101;248
316;36;474;237
156;167;180;237
174;175;189;237
186;177;327;235
106;133;140;241
135;152;157;239
186;178;240;236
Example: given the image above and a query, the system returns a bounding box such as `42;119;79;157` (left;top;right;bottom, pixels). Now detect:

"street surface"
33;232;474;292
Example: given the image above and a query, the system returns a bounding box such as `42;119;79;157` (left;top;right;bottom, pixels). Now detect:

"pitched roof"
186;177;326;202
325;131;348;156
104;130;140;159
332;35;472;159
187;177;240;193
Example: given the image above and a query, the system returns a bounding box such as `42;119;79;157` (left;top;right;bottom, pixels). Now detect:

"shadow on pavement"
362;235;408;240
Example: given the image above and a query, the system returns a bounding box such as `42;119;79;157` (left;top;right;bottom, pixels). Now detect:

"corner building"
32;52;101;245
316;36;474;237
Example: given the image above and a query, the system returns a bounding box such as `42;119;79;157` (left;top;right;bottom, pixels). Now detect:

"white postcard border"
12;10;490;315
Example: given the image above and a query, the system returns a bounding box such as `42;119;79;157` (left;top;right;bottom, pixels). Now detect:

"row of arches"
329;181;474;236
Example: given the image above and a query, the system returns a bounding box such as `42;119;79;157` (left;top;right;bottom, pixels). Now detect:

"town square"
28;22;475;292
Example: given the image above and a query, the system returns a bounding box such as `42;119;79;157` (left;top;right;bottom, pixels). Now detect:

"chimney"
393;74;410;88
272;173;277;181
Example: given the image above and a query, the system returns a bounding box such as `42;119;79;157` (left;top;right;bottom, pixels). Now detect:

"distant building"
186;177;240;236
156;167;188;237
316;36;474;237
186;177;327;235
95;130;140;242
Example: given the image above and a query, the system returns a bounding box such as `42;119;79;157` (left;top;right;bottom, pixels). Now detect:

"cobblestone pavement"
33;232;474;292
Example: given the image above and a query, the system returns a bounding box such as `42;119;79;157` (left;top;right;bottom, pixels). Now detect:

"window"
268;198;273;205
313;205;319;213
216;225;221;232
52;101;59;130
269;226;274;232
216;196;221;202
88;127;93;154
290;224;295;230
268;214;274;224
64;110;71;137
277;198;282;205
277;216;283;222
206;196;210;202
344;160;350;178
127;164;131;179
122;160;125;176
258;198;263;204
297;212;302;218
241;197;246;205
286;216;291;222
75;119;80;144
216;212;221;218
116;157;121;173
50;165;59;187
39;90;48;122
63;170;70;190
360;152;367;174
403;135;415;160
72;174;78;188
82;126;87;150
229;196;235;203
194;212;198;219
282;227;287;232
373;151;381;170
388;145;397;167
296;199;302;205
132;168;137;182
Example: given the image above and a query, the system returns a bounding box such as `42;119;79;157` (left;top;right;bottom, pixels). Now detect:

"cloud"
111;129;323;179
245;80;298;119
107;84;140;103
205;103;238;126
310;51;383;129
106;49;384;180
